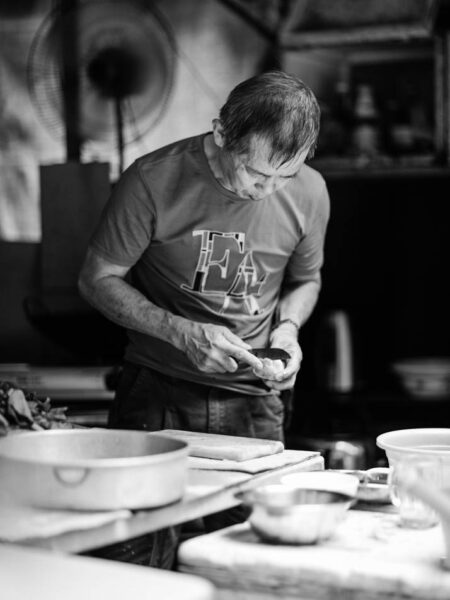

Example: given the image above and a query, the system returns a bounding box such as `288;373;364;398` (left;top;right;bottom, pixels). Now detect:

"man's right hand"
173;318;263;374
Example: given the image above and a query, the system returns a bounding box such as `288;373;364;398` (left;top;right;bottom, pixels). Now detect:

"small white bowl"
281;470;360;498
392;358;450;398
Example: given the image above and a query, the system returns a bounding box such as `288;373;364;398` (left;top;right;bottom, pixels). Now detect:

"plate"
329;468;392;504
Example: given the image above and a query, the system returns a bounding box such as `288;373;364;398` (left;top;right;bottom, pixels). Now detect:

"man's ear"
212;118;225;148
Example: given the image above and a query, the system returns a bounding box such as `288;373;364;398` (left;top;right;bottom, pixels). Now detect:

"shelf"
313;165;450;179
309;157;450;179
284;30;450;172
279;0;438;49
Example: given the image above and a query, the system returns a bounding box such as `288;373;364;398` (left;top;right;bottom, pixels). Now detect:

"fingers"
191;344;240;374
218;329;263;370
186;324;263;373
223;346;263;370
228;347;263;371
221;329;253;350
253;358;284;380
197;355;238;374
204;346;262;372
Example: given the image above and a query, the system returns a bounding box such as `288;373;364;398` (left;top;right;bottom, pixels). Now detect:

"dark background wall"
295;169;450;392
0;239;125;365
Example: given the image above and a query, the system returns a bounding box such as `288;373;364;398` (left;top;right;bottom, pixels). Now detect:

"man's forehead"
244;136;307;174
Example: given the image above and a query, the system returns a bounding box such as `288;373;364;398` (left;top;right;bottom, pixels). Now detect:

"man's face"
225;135;308;201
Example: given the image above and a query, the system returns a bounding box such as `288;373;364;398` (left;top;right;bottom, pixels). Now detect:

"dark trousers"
107;362;286;569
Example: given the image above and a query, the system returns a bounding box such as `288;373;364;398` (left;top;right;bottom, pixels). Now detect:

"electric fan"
27;0;176;171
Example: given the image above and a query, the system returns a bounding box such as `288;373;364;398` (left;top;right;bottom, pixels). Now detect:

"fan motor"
87;46;148;99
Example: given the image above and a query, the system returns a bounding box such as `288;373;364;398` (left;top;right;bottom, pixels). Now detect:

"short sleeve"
284;180;330;285
88;162;155;267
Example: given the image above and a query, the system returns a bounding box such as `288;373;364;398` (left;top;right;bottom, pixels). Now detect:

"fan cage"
27;0;177;145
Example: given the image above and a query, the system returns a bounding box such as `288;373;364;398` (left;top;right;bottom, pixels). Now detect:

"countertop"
0;543;215;600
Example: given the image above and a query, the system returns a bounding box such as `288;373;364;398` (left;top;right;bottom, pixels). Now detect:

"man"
79;70;329;566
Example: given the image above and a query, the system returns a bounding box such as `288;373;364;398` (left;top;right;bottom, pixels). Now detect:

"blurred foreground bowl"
392;358;450;399
237;484;353;545
281;470;359;497
284;469;391;504
376;428;450;486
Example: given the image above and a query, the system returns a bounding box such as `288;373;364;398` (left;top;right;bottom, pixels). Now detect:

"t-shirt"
89;134;330;394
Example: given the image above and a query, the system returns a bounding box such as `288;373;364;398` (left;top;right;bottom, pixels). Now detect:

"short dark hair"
219;70;320;163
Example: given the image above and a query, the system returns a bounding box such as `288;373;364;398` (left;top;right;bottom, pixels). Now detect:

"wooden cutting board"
188;449;319;474
159;430;284;462
178;510;450;600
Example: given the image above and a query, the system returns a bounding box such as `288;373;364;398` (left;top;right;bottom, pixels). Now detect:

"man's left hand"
252;326;302;391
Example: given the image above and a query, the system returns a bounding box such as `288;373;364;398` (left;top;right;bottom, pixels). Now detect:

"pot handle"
53;467;90;486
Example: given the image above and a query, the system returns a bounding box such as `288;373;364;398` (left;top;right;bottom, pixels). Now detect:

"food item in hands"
253;358;285;380
250;347;290;380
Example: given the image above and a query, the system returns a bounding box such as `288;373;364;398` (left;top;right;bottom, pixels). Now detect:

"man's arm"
275;279;321;332
78;249;263;374
255;279;320;390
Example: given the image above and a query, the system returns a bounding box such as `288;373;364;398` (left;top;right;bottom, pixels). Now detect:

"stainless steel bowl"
237;484;353;545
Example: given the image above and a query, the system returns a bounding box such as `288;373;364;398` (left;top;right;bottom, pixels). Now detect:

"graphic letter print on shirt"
181;230;267;315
